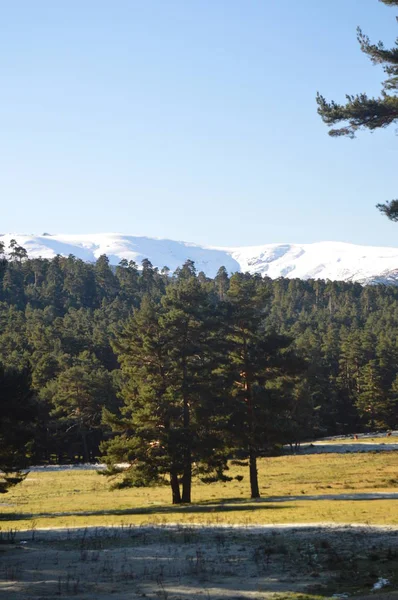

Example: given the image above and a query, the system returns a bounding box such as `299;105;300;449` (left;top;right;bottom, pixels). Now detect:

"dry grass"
1;452;398;530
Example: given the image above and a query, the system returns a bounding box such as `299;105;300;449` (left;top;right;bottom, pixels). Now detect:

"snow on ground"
3;233;398;283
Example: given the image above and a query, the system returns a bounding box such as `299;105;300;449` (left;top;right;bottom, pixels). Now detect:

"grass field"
1;452;398;530
1;452;398;599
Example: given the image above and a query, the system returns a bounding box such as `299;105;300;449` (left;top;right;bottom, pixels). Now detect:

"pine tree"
0;241;7;285
226;273;302;498
102;296;185;502
95;255;119;302
214;266;230;301
0;365;36;492
387;374;398;428
40;353;115;462
43;255;65;311
226;274;266;498
115;259;140;305
316;0;398;219
8;239;28;262
160;262;231;502
103;264;231;504
357;360;389;429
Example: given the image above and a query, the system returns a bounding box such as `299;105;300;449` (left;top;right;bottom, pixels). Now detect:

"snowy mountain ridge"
2;232;398;285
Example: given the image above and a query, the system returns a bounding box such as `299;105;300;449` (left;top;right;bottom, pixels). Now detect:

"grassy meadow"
1;452;398;531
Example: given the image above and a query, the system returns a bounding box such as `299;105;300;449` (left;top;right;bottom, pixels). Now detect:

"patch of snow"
372;577;390;591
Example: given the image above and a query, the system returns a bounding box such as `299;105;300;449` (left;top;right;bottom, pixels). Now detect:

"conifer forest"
1;241;398;502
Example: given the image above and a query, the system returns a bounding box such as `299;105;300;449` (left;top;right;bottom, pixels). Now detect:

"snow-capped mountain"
3;233;398;285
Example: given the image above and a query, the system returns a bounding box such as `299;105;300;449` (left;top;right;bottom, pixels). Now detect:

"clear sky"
1;0;397;247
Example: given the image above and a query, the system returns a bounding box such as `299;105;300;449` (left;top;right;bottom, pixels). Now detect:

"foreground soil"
1;524;397;599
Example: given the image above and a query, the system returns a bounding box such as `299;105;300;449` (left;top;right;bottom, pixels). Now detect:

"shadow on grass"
2;493;394;523
178;493;398;505
0;499;290;522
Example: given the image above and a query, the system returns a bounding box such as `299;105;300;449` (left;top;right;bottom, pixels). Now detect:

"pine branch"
357;28;398;90
317;0;398;137
377;199;398;221
316;92;398;137
379;0;398;6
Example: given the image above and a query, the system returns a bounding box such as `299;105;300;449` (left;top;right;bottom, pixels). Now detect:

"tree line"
1;241;398;500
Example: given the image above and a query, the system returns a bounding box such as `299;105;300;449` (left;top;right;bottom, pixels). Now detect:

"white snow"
2;233;398;283
372;577;390;591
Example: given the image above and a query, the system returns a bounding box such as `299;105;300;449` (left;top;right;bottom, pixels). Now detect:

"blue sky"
1;0;397;247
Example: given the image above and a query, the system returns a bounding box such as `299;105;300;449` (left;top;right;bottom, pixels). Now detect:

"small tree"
8;239;28;262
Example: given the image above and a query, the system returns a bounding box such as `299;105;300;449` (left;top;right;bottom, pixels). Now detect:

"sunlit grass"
1;452;397;530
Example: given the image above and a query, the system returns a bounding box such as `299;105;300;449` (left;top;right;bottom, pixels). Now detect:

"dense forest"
1;239;398;500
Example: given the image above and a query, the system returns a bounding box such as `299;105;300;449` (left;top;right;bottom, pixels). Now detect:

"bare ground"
1;524;398;599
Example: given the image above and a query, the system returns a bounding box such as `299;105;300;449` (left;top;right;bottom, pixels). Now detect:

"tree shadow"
0;499;289;522
2;492;393;523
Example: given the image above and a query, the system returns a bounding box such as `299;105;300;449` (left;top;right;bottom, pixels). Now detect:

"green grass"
1;452;398;530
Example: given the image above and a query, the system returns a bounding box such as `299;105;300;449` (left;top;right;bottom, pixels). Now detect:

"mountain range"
3;232;398;285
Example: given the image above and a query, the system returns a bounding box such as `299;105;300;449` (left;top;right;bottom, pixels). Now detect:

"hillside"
3;233;398;283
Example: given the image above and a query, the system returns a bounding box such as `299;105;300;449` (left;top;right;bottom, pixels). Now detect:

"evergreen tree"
95;255;119;302
160;262;231;502
43;255;65;311
115;259;139;304
102;296;185;502
214;266;230;301
0;365;36;492
387;374;398;428
226;273;303;498
40;353;116;462
357;360;388;429
8;239;28;262
103;265;231;504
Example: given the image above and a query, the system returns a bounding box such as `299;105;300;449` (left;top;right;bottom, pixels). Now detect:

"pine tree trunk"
170;469;182;504
181;459;191;503
249;446;260;499
243;334;261;499
181;400;192;502
81;428;89;463
181;355;192;503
